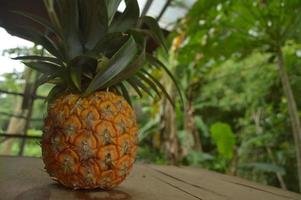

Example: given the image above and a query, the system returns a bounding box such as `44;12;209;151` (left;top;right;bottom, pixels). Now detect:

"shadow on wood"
15;183;131;200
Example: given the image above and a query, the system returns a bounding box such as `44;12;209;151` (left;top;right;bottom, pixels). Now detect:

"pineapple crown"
8;0;181;106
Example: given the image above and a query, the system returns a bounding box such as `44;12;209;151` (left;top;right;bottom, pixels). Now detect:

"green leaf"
118;82;132;105
5;25;65;60
103;41;146;87
110;85;122;96
126;79;143;98
69;67;82;92
128;76;153;97
23;61;60;74
96;57;110;73
11;10;63;39
85;36;138;95
140;69;175;108
92;32;128;57
210;122;236;159
146;54;183;104
55;0;83;59
79;0;108;50
43;0;63;33
109;0;140;33
136;71;159;97
37;73;59;86
138;16;168;52
129;28;147;46
105;0;122;25
13;56;64;66
68;55;97;91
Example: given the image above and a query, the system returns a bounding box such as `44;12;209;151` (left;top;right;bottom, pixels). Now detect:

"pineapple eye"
56;112;64;121
119;164;128;177
50;135;64;152
62;156;73;173
105;105;113;114
115;100;124;110
71;99;83;114
117;120;126;134
105;153;113;169
122;141;129;155
103;129;112;144
101;103;115;119
83;168;96;185
64;124;76;136
100;176;112;186
79;141;93;160
85;112;95;128
87;112;94;120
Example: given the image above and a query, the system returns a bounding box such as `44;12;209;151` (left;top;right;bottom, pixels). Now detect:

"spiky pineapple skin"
41;91;138;190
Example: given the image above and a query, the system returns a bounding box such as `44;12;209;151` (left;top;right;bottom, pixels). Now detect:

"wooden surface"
0;156;300;200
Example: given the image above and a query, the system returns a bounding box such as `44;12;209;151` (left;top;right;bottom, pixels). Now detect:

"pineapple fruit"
43;91;138;189
9;0;179;190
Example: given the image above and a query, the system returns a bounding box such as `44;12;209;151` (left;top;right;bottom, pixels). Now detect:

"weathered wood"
0;156;300;200
150;165;301;200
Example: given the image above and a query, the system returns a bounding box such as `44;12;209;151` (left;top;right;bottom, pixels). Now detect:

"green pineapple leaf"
118;82;132;105
11;10;63;39
138;16;168;52
129;76;153;97
13;55;64;66
23;61;60;74
140;69;175;107
146;54;183;104
84;36;138;95
9;0;181;108
105;0;122;25
126;79;143;98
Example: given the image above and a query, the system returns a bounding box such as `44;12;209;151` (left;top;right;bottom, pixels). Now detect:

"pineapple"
9;0;180;190
42;91;138;189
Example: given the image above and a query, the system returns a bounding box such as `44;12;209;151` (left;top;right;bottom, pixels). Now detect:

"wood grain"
0;156;300;200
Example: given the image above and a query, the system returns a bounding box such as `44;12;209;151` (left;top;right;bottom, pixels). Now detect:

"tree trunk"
160;91;180;165
184;100;202;152
277;48;301;192
159;33;186;164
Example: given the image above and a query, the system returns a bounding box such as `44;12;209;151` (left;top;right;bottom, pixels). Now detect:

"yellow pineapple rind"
42;91;138;190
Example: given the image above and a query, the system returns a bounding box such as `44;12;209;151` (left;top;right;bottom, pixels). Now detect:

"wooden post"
0;68;31;155
18;72;39;156
156;0;172;21
141;0;153;16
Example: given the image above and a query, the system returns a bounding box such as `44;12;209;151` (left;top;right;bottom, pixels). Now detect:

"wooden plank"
0;156;300;200
150;165;301;200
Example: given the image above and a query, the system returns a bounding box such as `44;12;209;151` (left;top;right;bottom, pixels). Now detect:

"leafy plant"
210;122;236;159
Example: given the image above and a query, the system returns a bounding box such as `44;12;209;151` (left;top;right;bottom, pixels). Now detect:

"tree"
224;0;301;191
156;0;301;192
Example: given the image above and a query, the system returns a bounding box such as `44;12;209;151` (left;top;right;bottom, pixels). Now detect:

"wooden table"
0;156;300;200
